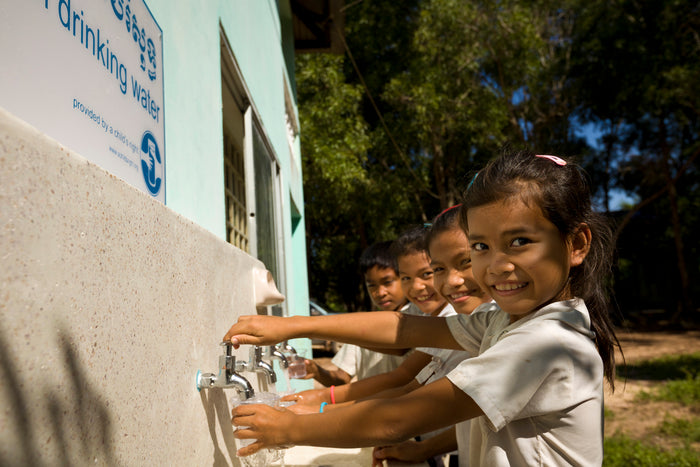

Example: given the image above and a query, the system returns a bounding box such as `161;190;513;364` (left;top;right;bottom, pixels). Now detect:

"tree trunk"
660;142;694;324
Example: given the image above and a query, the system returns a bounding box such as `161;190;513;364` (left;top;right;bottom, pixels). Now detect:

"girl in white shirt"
226;150;622;467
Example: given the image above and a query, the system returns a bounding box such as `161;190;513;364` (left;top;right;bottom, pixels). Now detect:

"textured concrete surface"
0;107;431;466
0;107;270;466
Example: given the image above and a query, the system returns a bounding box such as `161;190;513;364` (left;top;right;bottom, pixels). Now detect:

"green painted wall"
145;1;311;365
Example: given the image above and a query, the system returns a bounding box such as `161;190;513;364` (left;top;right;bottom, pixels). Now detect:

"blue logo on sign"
140;131;162;196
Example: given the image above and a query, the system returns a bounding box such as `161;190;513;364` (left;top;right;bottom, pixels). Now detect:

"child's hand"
286;401;321;415
280;388;328;414
371;446;388;467
281;388;327;406
301;359;323;380
232;404;294;455
222;315;289;348
372;439;426;465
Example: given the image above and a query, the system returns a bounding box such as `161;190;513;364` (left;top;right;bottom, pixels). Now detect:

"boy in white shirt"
303;241;410;386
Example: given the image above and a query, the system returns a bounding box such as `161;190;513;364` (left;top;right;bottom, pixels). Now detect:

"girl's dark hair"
425;204;462;256
390;225;428;263
359;241;398;275
461;149;622;389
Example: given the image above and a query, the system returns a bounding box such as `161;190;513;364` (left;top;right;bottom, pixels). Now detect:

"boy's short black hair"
359;241;398;275
390;225;427;261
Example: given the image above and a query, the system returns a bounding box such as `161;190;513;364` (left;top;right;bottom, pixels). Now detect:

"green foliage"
296;0;700;315
636;374;700;406
619;353;700;381
297;53;417;310
297;54;370;194
603;406;615;420
619;353;700;405
658;375;700;406
570;0;700;321
605;354;700;464
659;415;700;446
603;434;699;466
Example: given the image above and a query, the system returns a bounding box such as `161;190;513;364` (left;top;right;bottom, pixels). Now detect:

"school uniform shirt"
401;301;424;316
413;300;489;463
330;302;422;380
330;343;405;380
415;346;473;458
415;303;457;357
445;298;603;467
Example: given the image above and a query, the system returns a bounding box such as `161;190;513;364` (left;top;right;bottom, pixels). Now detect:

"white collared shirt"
446;299;603;467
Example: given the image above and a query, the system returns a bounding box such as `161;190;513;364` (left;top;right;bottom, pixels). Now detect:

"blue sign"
140;131;162;196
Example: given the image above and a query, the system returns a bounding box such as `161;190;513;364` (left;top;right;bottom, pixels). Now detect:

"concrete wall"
0;107;384;466
0;1;322;464
0;108;275;465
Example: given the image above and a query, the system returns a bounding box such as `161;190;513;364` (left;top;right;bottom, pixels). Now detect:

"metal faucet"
236;346;277;384
278;341;298;357
196;342;255;399
264;345;289;369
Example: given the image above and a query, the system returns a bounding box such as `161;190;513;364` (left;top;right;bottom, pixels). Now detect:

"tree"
570;0;700;323
296;0;700;321
297;53;415;311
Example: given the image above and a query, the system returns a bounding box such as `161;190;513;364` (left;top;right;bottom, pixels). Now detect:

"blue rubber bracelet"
319;402;328;413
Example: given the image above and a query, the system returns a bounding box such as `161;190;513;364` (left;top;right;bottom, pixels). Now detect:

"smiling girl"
281;224;456;412
226;150;622;467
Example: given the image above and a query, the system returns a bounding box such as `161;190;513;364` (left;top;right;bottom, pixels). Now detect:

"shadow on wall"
0;328;117;467
200;387;243;467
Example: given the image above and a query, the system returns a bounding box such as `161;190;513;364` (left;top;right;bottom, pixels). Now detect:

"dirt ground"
604;329;700;449
315;330;700;450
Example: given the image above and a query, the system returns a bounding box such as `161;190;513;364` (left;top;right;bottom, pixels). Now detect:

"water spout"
196;342;255;398
236;346;277;384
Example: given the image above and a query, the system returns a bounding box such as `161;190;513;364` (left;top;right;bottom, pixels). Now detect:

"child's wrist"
288;315;312;339
414;439;431;461
322;388;332;403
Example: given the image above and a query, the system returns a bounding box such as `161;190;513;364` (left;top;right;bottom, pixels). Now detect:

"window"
221;32;249;252
223;130;248;251
252;123;281;282
221;28;286;315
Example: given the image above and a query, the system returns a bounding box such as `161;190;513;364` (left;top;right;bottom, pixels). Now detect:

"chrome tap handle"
277;341;297;356
269;345;289;369
195;342;254;397
220;341;235;375
252;346;277;384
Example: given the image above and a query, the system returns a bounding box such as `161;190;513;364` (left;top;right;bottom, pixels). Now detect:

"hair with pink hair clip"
535;154;567;166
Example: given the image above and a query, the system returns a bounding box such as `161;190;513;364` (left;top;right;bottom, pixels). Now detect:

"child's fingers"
233;426;257;440
231;403;263;425
222;315;260;343
371;447;388;467
222;315;288;345
286;403;317;415
227;335;254;348
287;389;316;404
235;439;265;457
279;393;300;402
373;444;404;461
222;323;244;345
372;446;388;459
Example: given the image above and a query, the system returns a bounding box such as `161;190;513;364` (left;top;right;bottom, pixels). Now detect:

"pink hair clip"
535;154;567;166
